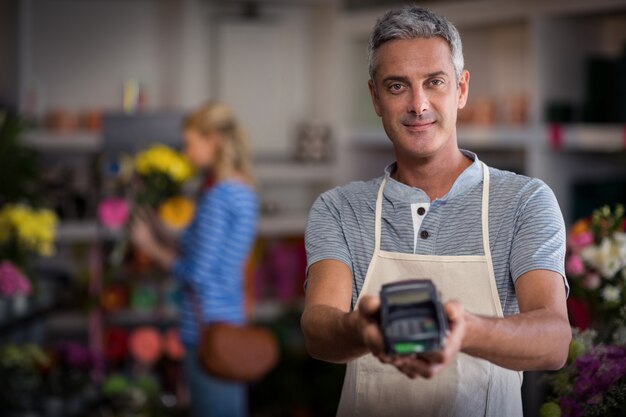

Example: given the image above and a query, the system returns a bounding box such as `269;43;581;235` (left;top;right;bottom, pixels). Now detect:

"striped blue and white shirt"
305;151;567;316
172;180;258;345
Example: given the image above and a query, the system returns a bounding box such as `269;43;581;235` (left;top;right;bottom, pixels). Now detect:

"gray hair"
367;5;464;82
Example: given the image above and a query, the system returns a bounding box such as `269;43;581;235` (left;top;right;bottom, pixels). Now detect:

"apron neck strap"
374;177;386;253
480;161;491;259
374;161;491;255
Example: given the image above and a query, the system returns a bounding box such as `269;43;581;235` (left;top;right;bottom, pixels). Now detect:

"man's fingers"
356;295;386;355
390;355;443;379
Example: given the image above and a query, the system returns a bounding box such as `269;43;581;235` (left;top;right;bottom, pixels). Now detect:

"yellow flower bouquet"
133;144;194;207
109;144;195;266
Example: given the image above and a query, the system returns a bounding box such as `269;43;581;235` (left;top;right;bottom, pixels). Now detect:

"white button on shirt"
411;203;430;253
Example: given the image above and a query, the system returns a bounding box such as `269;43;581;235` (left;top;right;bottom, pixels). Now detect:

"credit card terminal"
380;279;448;355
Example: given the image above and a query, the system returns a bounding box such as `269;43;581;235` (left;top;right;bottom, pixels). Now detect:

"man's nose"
408;87;429;115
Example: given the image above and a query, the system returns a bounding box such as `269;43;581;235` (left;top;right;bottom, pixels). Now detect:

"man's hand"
358;296;467;379
354;295;386;355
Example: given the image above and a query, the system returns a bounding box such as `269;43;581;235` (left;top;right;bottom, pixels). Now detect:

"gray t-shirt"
305;151;567;316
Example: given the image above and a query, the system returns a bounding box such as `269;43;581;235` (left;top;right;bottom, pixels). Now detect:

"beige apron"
336;162;523;417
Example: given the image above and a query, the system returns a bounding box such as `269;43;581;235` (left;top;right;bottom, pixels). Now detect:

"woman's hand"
130;208;158;253
130;206;178;270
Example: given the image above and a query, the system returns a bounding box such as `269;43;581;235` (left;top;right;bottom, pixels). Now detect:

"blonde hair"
183;102;254;184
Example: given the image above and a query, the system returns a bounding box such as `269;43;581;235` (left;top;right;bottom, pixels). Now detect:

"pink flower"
97;198;129;230
0;260;32;296
569;231;594;249
566;253;585;276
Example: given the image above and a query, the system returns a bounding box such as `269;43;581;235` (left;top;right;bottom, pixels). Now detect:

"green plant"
0;111;39;205
0;344;50;411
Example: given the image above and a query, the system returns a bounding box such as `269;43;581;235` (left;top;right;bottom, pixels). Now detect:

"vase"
11;294;29;316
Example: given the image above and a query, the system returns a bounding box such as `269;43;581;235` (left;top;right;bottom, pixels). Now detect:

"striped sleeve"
305;189;353;274
509;178;567;283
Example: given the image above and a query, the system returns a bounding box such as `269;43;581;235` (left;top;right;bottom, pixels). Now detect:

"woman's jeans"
183;343;247;417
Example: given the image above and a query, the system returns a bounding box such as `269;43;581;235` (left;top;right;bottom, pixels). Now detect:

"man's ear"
457;70;470;109
368;79;382;117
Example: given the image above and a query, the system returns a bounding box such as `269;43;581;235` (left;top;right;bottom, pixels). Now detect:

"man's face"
368;37;469;161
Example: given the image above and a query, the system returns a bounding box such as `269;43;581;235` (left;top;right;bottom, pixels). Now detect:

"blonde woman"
131;102;258;417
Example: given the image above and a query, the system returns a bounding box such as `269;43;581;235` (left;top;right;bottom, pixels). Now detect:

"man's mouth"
403;121;435;131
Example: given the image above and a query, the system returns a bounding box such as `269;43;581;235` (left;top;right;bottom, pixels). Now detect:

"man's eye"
430;79;444;86
389;83;404;92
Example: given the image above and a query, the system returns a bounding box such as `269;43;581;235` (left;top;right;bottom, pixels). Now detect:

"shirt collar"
382;149;483;204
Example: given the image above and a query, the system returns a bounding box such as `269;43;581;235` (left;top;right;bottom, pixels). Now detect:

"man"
301;5;571;417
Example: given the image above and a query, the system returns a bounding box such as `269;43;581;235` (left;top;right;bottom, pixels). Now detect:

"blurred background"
0;0;626;416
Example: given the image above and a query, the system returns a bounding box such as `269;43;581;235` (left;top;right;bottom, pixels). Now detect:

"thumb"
444;300;464;323
358;295;381;322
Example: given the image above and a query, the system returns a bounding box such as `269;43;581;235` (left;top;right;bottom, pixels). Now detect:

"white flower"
581;236;626;278
601;285;621;303
583;273;602;290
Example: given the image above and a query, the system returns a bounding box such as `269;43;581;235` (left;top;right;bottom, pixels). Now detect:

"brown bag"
198;322;279;382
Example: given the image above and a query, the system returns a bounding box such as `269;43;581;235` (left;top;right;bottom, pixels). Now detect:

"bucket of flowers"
540;204;626;417
0;203;58;316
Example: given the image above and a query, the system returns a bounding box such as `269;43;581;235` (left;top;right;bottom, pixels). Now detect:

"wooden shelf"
349;124;626;153
258;213;309;237
56;220;121;243
255;160;335;184
56;216;309;242
105;309;179;328
458;125;531;149
349;125;532;150
550;124;626;152
23;129;102;152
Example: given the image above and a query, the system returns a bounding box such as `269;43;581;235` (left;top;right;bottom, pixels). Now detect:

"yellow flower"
134;144;194;184
158;197;195;230
0;204;58;256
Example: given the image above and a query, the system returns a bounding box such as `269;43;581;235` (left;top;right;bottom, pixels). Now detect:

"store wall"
21;0;213;114
215;9;313;157
18;0;315;156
